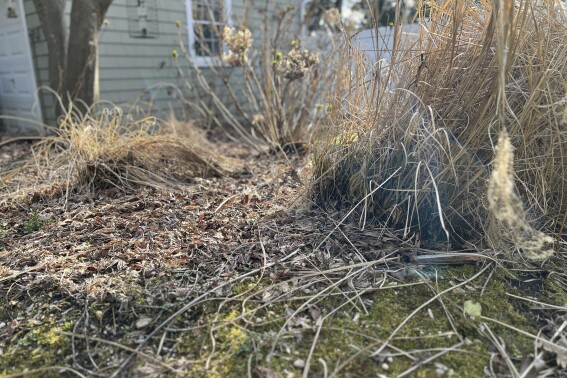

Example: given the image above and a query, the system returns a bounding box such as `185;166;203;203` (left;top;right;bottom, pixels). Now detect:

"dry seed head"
252;114;265;126
487;131;554;260
288;48;318;68
323;8;341;27
275;48;318;80
0;266;12;278
222;51;248;66
222;26;252;66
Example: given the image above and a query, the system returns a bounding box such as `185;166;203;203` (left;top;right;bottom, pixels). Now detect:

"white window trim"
300;0;312;36
186;0;232;67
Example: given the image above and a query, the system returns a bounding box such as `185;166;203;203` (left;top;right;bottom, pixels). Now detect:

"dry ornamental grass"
312;0;567;259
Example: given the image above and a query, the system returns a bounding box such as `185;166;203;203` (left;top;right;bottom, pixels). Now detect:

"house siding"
24;0;304;126
23;0;53;124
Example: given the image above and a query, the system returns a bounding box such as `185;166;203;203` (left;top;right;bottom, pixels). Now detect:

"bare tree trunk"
32;0;66;95
64;0;112;107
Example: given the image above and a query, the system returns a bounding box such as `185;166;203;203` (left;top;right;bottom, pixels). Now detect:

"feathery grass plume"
488;131;554;260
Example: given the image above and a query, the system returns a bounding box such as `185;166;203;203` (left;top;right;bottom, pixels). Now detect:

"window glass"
192;0;224;57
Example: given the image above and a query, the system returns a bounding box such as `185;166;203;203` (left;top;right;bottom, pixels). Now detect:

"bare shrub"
173;3;340;152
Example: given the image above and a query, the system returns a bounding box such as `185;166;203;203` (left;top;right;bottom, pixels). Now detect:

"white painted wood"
0;0;42;134
185;0;232;67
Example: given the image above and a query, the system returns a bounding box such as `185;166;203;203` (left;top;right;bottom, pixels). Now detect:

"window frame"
300;0;313;36
185;0;232;67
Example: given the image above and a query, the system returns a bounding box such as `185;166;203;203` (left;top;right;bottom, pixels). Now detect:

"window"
186;0;231;66
301;0;343;34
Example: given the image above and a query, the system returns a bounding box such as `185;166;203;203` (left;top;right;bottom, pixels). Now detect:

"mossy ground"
114;266;567;376
1;264;565;377
0;293;76;377
1;144;566;377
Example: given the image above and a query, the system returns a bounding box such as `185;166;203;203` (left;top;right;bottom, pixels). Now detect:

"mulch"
0;140;313;299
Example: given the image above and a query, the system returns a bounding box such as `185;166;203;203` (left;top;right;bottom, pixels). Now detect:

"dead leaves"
0;147;304;303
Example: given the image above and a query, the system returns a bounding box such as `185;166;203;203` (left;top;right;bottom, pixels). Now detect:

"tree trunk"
32;0;66;95
64;0;112;107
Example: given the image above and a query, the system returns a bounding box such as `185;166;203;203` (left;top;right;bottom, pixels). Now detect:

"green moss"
171;265;547;377
0;318;72;377
2;264;557;377
544;276;567;306
174;306;254;378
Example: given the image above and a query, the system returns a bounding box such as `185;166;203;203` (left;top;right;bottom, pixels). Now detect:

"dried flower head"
222;51;248;66
288;48;318;68
222;26;252;66
323;8;341;27
274;47;318;81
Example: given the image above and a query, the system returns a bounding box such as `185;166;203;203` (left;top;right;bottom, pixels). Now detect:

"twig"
110;249;303;378
63;332;182;375
214;194;239;213
481;323;520;377
398;339;467;377
302;317;324;378
505;292;567;311
480;316;567;355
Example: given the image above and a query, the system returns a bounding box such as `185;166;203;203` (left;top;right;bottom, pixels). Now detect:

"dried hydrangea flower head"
222;26;253;66
274;41;318;81
323;8;341;27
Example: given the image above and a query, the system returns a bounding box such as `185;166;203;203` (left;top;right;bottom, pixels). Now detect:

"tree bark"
63;0;112;107
32;0;66;95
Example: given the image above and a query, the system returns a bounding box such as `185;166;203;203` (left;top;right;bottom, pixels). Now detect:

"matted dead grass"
0;105;243;201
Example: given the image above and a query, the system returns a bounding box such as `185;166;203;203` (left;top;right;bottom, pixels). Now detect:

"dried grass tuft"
2;103;242;195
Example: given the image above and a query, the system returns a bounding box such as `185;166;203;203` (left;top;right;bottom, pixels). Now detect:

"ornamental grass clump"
312;0;567;258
